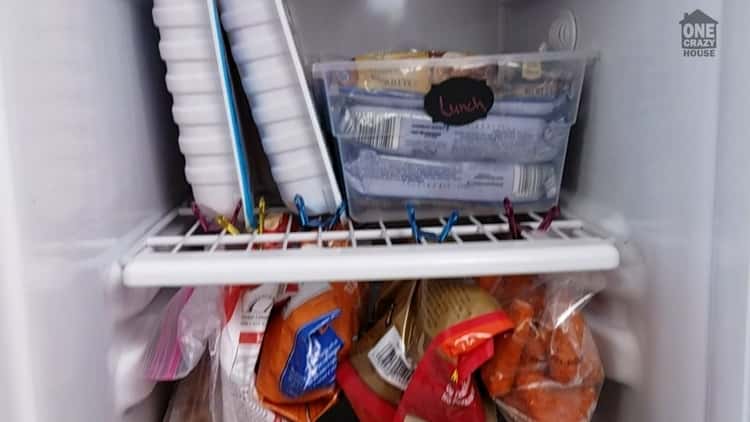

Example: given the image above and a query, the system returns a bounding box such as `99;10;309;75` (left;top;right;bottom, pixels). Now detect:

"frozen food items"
339;279;511;422
218;284;282;422
255;282;364;422
394;307;513;422
479;274;606;422
338;104;571;162
315;52;593;222
339;143;559;221
354;50;434;94
349;50;499;94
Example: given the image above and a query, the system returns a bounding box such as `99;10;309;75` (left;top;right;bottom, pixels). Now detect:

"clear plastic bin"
313;51;593;222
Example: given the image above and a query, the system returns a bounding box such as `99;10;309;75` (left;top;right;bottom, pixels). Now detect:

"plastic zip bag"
144;287;222;381
478;273;606;422
163;354;213;422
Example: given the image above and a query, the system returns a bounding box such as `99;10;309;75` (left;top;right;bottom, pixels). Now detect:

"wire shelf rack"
121;207;619;286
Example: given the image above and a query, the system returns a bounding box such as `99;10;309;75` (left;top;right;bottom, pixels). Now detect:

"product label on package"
345;106;566;162
368;326;415;391
222;285;280;385
344;149;517;202
280;310;343;398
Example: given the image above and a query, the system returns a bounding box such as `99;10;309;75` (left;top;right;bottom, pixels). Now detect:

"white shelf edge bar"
122;207;620;286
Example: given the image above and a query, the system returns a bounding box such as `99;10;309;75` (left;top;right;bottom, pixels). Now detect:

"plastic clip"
294;195;346;230
191;202;212;233
216;216;240;235
257;197;267;235
407;205;459;243
536;206;560;232
504;198;523;240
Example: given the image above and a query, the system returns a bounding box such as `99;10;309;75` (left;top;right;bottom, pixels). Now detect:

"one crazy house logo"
680;9;718;57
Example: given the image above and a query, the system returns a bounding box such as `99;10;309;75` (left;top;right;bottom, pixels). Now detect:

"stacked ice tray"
314;52;591;222
153;0;240;217
218;0;340;215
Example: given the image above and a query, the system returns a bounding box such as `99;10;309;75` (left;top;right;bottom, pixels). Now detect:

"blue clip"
294;195;347;230
407;205;459;243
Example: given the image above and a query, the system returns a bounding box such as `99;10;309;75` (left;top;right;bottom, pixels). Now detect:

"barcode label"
513;165;549;200
342;109;401;151
367;326;414;390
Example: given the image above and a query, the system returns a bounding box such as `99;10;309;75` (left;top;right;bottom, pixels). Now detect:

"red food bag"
394;311;513;422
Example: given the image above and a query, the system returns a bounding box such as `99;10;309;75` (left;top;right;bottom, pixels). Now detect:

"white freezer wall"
502;0;749;421
285;0;503;64
0;1;182;422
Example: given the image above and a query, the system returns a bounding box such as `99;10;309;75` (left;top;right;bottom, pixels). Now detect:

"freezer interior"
0;0;748;421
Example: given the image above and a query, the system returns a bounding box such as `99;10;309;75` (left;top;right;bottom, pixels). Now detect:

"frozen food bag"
218;284;282;422
255;281;364;422
350;50;498;95
394;310;513;422
342;281;419;409
479;273;606;422
339;280;509;422
342;147;557;204
144;287;222;381
336;87;567;117
354;50;433;94
337;105;570;163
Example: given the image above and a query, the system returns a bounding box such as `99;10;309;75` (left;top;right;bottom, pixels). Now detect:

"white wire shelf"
121;207;619;287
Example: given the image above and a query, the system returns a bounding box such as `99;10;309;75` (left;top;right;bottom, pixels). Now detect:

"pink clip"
537;206;560;232
191;202;212;233
504;198;522;240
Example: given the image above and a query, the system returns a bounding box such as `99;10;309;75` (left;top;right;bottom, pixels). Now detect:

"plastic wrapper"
218;284;283;422
349;51;498;93
254;281;365;422
395;309;513;422
249;224;365;422
478;273;606;422
338;104;570;163
163;355;213;422
144;287;222;381
214;212;292;422
339;280;513;422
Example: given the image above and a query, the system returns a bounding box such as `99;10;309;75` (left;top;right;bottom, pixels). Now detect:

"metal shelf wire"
122;207;619;286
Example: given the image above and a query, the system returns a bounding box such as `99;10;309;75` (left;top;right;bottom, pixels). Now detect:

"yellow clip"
216;216;240;236
450;368;459;384
257;197;267;234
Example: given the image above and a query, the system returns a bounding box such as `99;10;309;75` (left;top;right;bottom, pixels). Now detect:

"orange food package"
254;281;364;422
482;273;606;422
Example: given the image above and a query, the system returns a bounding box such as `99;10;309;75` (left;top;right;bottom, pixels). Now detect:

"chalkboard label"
424;77;494;126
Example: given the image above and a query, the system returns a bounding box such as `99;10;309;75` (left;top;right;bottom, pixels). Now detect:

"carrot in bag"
480;299;535;396
491;273;606;422
549;311;586;384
